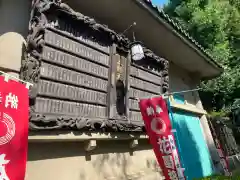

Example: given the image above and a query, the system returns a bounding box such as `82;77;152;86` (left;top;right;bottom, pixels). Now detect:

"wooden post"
108;43;117;119
125;52;131;123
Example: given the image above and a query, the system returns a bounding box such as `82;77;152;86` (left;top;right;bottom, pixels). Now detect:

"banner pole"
0;70;33;89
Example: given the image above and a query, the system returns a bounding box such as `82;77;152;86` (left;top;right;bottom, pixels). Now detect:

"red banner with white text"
215;138;231;176
139;96;185;180
208;120;231;176
0;75;29;180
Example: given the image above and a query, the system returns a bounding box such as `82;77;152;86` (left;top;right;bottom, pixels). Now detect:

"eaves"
133;0;224;75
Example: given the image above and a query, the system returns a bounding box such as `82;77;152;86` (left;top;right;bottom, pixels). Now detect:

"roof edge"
134;0;223;75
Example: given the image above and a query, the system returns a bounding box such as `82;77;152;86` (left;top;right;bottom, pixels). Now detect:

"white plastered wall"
26;140;163;180
169;63;196;105
169;63;220;166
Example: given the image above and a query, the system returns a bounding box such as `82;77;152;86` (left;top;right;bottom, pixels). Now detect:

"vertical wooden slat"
125;52;131;123
160;71;164;95
108;43;117;119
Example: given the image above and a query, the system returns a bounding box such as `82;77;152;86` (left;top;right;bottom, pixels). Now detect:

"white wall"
169;63;196;105
26;141;163;180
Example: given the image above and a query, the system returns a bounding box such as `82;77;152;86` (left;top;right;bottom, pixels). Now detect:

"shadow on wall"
172;111;215;179
28;139;163;180
28;139;151;161
90;140;163;180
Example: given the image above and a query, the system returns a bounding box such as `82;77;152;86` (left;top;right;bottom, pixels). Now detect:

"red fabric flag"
0;75;29;180
215;139;231;176
209;121;231;176
139;96;185;180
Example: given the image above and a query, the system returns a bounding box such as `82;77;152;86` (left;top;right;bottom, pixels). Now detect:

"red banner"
215;138;231;176
208;121;231;176
139;96;185;180
0;75;29;180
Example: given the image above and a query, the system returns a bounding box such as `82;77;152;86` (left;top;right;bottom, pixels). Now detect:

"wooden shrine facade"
21;0;169;132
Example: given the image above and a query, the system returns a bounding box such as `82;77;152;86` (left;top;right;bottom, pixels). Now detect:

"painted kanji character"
168;170;178;180
162;155;174;169
156;105;163;114
217;149;224;158
146;106;154;116
176;168;185;179
226;171;232;176
158;136;172;155
220;159;227;168
168;135;176;150
172;151;180;168
215;139;221;148
0;154;10;180
223;168;230;175
5;93;18;109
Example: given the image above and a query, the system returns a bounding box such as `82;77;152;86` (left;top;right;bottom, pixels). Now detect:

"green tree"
164;0;240;112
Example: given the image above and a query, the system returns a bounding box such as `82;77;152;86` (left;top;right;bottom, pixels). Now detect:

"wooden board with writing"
35;24;111;120
129;62;162;123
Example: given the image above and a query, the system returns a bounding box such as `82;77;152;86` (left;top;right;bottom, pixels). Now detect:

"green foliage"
209;110;228;118
193;169;240;179
164;0;240;112
232;99;240;110
194;174;233;179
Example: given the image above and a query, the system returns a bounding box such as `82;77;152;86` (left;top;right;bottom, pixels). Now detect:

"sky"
151;0;168;7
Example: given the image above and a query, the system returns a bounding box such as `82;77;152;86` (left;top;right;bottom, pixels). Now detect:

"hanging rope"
133;88;201;102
